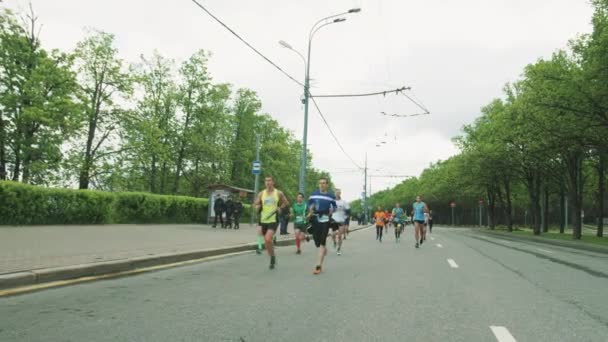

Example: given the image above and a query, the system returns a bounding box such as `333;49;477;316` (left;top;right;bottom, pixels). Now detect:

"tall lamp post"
279;8;361;195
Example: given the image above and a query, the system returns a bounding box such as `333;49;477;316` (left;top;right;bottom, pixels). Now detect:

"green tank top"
292;202;307;224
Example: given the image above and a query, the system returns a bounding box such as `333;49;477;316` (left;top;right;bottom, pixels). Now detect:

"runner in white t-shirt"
332;189;350;256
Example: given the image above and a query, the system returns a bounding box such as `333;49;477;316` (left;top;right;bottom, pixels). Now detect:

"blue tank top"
413;202;426;221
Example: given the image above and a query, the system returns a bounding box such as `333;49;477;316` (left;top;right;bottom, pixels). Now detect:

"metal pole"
565;196;569;231
298;40;313;195
451;207;454;226
363;153;368;224
479;205;482;227
251;134;261;226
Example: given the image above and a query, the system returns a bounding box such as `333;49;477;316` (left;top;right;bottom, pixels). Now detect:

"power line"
311;86;410;98
189;0;303;87
309;96;363;170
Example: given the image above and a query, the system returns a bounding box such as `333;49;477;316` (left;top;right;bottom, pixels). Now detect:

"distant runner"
412;195;429;248
374;207;386;242
332;189;350;256
428;209;434;234
291;193;308;255
307;177;336;275
391;202;405;242
253;176;289;269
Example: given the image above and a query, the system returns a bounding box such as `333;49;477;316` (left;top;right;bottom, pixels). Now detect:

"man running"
291;193;308;255
428;209;434;234
384;209;391;234
307;177;336;275
374;206;386;242
332;189;350;255
391;202;405;242
412;195;429;248
253;176;289;269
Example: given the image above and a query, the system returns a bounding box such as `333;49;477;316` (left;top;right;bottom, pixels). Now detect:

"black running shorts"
261;222;278;234
312;221;330;248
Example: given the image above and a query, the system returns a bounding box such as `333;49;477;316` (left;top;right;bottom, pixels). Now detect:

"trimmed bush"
0;181;208;225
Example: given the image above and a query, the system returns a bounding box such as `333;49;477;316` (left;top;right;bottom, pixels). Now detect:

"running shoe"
269;256;276;270
296;249;302;255
415;242;419;248
337;249;342;256
256;249;262;255
313;265;322;275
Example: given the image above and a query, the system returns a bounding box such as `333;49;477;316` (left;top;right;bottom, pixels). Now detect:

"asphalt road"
1;226;607;341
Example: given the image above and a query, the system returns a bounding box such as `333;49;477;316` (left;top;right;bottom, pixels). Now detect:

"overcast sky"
4;0;594;201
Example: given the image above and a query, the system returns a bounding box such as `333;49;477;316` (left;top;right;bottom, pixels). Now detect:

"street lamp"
279;8;361;195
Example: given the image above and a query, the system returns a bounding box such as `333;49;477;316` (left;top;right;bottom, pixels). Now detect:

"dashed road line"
447;258;459;268
436;243;443;248
490;326;517;342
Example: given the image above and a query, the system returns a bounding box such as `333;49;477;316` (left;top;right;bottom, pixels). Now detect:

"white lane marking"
447;259;459;268
436;243;443;248
537;248;553;254
490;326;517;342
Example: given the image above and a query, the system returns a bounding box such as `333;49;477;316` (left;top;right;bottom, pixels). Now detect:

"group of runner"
251;174;432;274
252;176;350;274
374;196;433;248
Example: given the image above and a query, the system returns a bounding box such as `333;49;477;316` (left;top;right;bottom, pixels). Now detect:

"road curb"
0;224;373;292
476;229;608;255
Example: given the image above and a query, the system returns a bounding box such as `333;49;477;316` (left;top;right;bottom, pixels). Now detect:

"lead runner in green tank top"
253;175;289;269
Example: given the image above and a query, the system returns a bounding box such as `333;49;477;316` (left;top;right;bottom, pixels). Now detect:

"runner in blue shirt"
391;202;405;242
412;195;429;249
307;177;336;275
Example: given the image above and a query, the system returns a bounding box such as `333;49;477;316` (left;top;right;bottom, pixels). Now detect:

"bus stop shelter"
207;184;255;223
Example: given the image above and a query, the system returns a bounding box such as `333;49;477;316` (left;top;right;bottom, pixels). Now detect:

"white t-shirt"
332;199;350;223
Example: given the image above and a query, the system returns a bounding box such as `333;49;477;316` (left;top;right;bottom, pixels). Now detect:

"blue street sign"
252;161;261;175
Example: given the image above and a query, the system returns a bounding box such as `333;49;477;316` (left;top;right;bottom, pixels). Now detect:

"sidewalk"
0;224;284;275
0;223;370;291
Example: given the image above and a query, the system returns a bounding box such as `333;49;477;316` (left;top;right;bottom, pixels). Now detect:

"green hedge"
0;181;210;225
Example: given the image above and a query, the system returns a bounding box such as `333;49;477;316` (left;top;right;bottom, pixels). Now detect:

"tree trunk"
0;114;6;180
79;79;103;190
503;175;513;232
596;153;604;237
150;154;157;193
487;186;496;229
567;154;583;240
173;95;192;194
543;185;549;233
160;162;167;194
559;181;565;234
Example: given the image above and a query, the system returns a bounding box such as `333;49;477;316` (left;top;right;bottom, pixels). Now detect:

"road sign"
450;202;456;208
478;199;484;205
252;161;261;175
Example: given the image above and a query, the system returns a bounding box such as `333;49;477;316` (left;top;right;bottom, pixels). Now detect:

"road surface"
1;227;607;341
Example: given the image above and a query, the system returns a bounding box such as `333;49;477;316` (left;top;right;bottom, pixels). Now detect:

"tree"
70;30;132;189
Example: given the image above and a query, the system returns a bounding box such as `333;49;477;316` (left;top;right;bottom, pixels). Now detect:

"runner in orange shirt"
374;207;386;242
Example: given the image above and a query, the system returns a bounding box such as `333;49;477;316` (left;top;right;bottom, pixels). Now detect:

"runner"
290;193;308;255
384;209;391;234
412;195;429;248
253;176;289;269
374;206;386;242
332;189;350;256
423;211;429;241
391;202;405;242
428;209;434;234
307;177;336;275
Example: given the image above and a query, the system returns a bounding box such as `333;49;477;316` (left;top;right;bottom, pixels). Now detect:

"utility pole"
363;153;368;223
251;134;261;226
